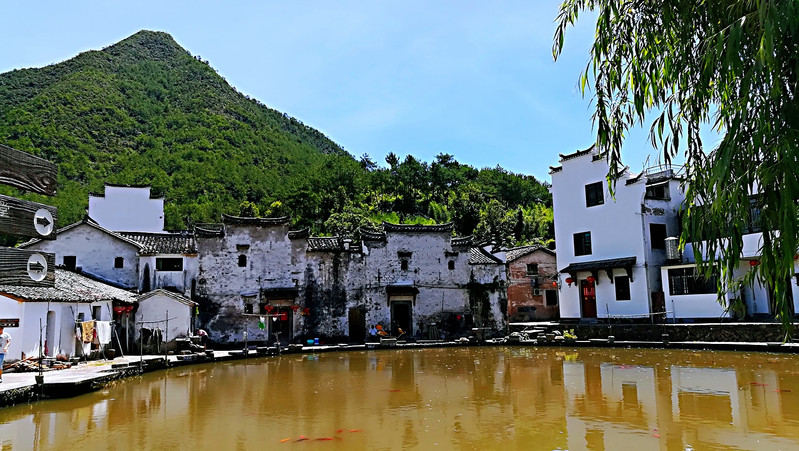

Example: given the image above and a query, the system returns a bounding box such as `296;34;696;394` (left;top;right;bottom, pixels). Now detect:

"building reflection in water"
0;348;798;450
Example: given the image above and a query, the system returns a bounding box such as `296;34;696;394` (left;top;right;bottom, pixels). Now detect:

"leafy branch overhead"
554;1;799;328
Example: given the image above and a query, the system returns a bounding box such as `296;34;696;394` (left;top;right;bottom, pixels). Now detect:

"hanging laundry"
258;316;266;330
81;321;96;343
95;321;113;345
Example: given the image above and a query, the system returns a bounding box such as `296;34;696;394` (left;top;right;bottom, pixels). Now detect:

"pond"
1;347;798;450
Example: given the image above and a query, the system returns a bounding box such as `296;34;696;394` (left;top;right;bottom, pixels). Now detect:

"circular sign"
27;253;48;282
34;208;54;236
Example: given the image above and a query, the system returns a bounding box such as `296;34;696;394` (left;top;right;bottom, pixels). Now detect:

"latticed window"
668;268;717;295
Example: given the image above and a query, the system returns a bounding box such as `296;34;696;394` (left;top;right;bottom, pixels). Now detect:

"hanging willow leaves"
553;1;799;333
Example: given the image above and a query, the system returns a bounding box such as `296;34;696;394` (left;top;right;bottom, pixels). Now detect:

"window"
92;306;102;320
668;268;718;295
545;290;558;307
238;255;247;267
526;263;539;276
574;232;592;256
747;196;762;234
244;304;253;314
64;255;76;270
615;276;631;300
645;182;670;200
156;257;183;271
401;260;409;271
114;257;124;268
448;260;455;270
650;223;667;250
585;182;604;207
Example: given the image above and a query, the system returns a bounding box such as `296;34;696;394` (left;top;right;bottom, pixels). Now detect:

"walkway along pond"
1;345;799;450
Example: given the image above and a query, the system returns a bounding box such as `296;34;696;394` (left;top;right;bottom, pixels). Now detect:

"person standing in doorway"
0;326;11;383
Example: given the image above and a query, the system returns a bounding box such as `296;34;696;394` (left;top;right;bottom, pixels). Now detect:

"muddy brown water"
1;347;799;450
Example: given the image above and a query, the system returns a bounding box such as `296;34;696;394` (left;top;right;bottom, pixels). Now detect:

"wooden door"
348;308;366;344
581;280;597;318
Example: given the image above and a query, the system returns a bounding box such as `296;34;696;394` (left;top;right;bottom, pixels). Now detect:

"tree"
554;1;799;330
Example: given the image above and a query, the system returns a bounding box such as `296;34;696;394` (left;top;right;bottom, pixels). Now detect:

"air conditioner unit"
532;288;542;296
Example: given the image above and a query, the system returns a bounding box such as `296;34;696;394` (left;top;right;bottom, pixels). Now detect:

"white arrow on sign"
34;208;54;236
27;253;48;282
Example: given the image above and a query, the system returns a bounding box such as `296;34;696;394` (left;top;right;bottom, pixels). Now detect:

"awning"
559;257;636;284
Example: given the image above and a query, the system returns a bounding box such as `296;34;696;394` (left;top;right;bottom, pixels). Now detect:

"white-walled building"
550;147;684;320
660;215;799;320
135;289;197;346
0;269;136;361
88;184;165;233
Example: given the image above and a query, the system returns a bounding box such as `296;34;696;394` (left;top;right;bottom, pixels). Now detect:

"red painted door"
581;280;597;318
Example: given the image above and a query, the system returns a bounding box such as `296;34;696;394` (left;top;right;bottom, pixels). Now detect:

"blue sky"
1;1;680;182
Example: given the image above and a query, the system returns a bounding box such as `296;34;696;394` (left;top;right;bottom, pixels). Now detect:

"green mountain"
0;30;552;245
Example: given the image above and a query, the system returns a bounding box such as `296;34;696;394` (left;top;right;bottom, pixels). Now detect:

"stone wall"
558;323;793;343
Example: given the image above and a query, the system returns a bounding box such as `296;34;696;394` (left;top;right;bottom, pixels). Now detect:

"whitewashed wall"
0;297;110;360
88;186;164;233
23;224;140;289
139;254;198;296
134;292;194;342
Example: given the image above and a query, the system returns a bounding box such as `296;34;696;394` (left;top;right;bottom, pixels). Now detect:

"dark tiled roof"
138;288;197;306
549;165;563;173
308;237;342;252
359;228;386;241
221;214;290;226
195;223;224;237
451;236;473;247
120;232;197;255
559;144;596;162
506;245;554;262
19;217;144;250
559;257;636;274
469;247;504;265
383;222;454;233
0;269;137;303
288;228;310;239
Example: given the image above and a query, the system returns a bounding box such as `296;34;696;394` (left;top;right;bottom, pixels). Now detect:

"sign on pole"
0;319;20;327
0;194;57;239
0;247;55;287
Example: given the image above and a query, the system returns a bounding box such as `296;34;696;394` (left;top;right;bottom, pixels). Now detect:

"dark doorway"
391;301;413;337
580;280;597;318
348;308;366;344
142;263;151;293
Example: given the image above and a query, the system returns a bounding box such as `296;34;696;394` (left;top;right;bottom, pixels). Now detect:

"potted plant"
563;329;577;343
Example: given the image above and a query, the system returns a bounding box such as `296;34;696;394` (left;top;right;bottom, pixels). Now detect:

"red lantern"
552;281;558;287
303;307;310;315
264;305;274;313
113;306;125;314
586;276;596;283
565;277;574;284
291;305;300;312
456;315;462;320
749;259;760;267
125;305;134;313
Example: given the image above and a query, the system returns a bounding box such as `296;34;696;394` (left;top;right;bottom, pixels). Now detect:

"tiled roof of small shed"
469;247;503;265
195;223;224;237
0;269;137;303
120;232;197;255
506;245;554;262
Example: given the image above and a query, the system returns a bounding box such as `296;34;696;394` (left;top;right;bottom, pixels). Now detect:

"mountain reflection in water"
1;347;798;450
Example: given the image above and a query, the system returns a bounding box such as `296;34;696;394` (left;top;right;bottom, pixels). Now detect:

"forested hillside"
0;30;552;246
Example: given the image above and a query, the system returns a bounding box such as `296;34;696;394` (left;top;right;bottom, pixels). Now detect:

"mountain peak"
102;30;189;63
